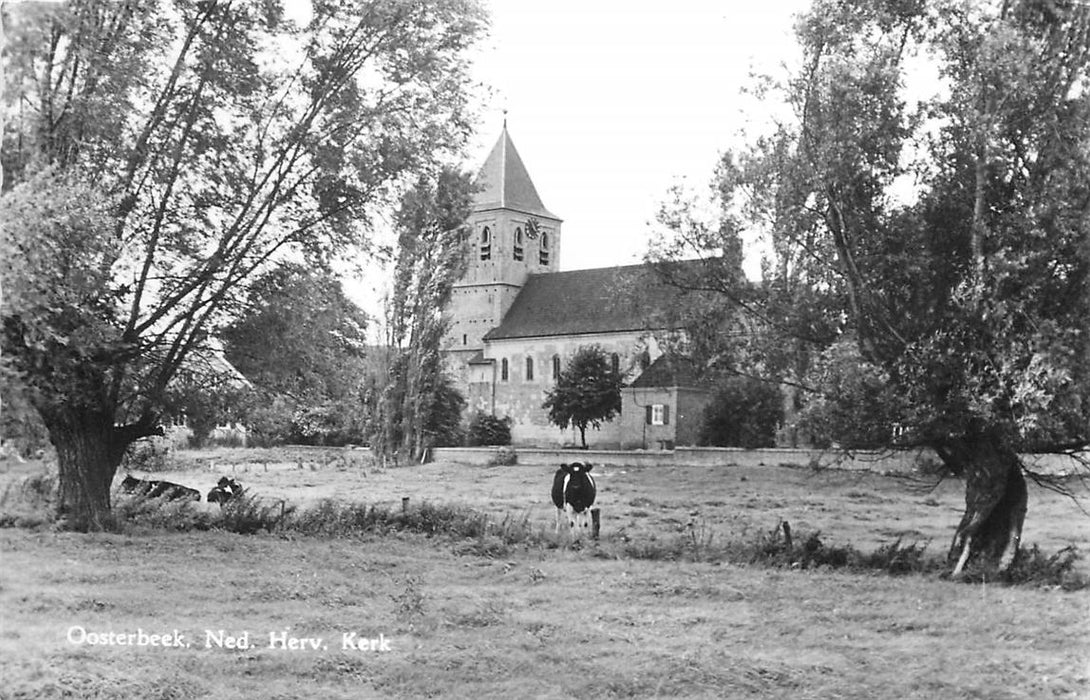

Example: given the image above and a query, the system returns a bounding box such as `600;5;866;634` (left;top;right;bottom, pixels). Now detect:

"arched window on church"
552;354;561;382
611;353;620;376
539;232;550;266
501;358;509;382
480;226;491;261
513;227;524;261
525;356;534;382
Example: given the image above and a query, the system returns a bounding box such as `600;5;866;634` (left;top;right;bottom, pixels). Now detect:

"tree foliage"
651;0;1090;574
220;264;370;445
793;339;903;450
698;376;783;449
223;265;369;401
542;345;624;448
370;167;473;459
0;0;486;528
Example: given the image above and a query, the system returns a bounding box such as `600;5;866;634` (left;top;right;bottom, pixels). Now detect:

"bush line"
0;475;1084;589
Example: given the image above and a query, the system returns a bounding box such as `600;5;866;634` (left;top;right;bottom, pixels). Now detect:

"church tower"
445;125;562;364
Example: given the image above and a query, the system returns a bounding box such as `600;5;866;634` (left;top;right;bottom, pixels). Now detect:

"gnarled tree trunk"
42;407;131;531
939;431;1028;576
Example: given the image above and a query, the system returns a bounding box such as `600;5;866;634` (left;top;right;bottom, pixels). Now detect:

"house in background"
164;341;253;448
442;125;719;448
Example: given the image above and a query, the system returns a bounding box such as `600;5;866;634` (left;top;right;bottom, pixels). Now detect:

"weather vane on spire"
502;108;507;129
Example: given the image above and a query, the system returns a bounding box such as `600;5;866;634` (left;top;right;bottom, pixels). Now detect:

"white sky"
336;0;815;318
464;0;812;274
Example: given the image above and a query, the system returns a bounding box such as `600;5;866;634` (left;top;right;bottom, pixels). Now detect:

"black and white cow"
206;476;244;505
120;474;200;502
551;462;596;538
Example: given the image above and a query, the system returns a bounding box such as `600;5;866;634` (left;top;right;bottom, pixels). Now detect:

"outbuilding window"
646;404;670;426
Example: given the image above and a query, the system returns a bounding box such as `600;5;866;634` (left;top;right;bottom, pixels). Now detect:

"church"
442;127;714;449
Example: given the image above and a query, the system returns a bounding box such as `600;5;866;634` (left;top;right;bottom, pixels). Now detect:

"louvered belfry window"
513;227;524;261
480;226;491;260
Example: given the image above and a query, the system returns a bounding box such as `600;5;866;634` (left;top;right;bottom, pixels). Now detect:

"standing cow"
551;462;596;539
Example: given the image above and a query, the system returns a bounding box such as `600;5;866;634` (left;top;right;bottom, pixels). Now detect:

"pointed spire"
473;125;557;219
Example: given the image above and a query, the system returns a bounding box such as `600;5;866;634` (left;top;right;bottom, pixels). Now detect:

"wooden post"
402;496;410;513
591;507;601;540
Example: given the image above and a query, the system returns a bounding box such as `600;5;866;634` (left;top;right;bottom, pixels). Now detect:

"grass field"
1;447;1088;699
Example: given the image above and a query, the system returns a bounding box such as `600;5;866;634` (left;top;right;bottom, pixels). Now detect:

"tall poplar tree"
372;166;473;461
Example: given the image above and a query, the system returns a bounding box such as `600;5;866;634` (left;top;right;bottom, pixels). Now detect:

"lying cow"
207;476;244;505
551;462;596;538
119;474;200;502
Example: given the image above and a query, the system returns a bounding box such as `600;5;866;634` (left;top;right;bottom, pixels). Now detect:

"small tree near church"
543;346;623;449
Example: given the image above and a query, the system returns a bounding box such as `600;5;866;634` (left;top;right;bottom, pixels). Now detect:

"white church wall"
473;330;664;447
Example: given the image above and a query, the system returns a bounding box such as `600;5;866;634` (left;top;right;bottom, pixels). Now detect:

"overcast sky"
463;0;812;274
342;1;815;318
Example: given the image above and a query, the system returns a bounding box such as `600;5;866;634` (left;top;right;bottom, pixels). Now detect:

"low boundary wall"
430;446;1085;475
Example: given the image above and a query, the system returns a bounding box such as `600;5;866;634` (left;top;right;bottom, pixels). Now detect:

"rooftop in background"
628;354;705;389
483;260;711;341
472;125;559;220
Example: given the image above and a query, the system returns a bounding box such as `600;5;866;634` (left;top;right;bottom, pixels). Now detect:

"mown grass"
1;526;1088;699
1;450;1088;698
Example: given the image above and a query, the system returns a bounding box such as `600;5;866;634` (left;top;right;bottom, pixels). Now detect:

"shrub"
245;396;295;447
992;544;1085;589
216;493;296;535
0;471;58;528
0;384;50;458
108;494;215;533
698;376;783;448
466;413;512;446
488;446;518;466
120;437;173;473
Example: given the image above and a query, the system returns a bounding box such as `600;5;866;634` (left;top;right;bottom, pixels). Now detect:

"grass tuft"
107;493;215;532
987;544;1085;590
216;492;297;535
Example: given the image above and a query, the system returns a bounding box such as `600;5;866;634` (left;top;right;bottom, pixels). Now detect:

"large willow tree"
0;0;486;529
652;0;1089;575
